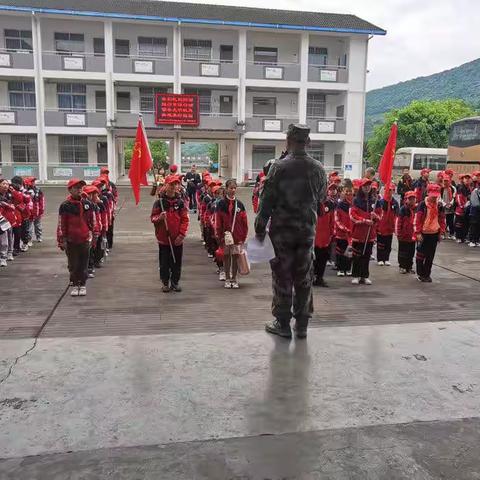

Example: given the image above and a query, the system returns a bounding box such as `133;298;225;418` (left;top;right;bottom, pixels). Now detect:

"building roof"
0;0;386;35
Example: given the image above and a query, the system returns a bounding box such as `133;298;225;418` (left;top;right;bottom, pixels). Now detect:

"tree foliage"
124;139;169;170
366;99;477;167
207;143;219;162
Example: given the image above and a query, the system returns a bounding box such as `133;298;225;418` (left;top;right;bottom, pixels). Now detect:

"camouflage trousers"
269;234;315;328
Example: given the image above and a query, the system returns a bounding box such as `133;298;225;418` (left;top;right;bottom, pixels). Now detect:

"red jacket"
151;194;189;245
215;197;248;245
350;195;379;243
376;197;399;236
414;201;446;236
455;185;469;216
315;200;335;248
334;200;352;242
57;196;95;246
10;187;30;224
414;178;429;203
396;204;416;242
0;191;18;227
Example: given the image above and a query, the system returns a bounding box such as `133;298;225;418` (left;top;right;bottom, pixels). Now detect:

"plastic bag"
246;234;275;264
237;251;251;275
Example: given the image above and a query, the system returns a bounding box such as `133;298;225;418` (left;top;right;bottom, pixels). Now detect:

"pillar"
237;29;247;184
104;20;117;181
299;32;309;125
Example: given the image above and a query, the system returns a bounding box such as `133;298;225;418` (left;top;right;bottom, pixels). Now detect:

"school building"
0;0;385;183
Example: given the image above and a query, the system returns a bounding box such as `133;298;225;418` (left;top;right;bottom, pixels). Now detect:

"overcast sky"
167;0;480;91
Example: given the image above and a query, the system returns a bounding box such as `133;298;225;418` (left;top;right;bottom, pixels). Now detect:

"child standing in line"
440;173;456;239
313;194;335;287
414;184;446;283
57;179;95;297
334;183;353;277
396;191;417;274
376;183;399;266
25;177;45;243
468;183;480;247
215;179;248;289
454;174;471;243
151;175;189;293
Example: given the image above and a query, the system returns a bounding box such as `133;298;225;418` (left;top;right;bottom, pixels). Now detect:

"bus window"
413;154;447;171
450;122;480;148
394;153;410;168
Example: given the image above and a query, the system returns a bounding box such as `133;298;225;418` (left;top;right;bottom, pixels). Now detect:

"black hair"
11;176;23;186
225;179;237;188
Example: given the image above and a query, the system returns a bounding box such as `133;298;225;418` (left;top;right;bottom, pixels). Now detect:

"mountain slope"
365;58;480;137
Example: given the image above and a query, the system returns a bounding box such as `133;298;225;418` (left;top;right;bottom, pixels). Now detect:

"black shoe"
170;283;182;292
162;284;170;293
318;278;329;288
265;319;292;338
13;250;20;256
425;277;433;283
293;327;308;339
417;276;429;283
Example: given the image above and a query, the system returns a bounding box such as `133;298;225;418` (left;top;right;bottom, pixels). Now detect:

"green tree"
207;143;219;162
366;99;477;167
124;139;169;171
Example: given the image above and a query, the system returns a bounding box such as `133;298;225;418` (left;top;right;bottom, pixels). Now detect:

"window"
183;88;211;114
93;38;105;56
139;87;167;113
253;97;276;116
60;136;88;163
252;145;275;171
334;154;342;168
95;91;106;111
5;29;32;52
412;154;447;171
54;32;84;54
115;39;130;57
309;47;328;66
253;47;277;65
116;92;131;111
220;45;233;63
183;39;212;61
12;135;37;163
308;143;325;164
338;53;347;67
336;105;345;119
138;37;167;57
57;83;86;112
8;81;36;110
306;93;325;118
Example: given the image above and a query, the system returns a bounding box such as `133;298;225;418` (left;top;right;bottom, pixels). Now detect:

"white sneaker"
351;277;360;285
78;286;87;296
36;238;43;243
326;260;333;266
224;280;232;289
476;243;480;247
363;278;372;285
219;271;226;281
456;239;463;244
88;272;95;278
385;261;391;266
346;271;352;276
208;253;214;258
7;253;13;261
468;242;476;247
70;287;79;297
399;268;408;274
231;281;240;289
20;244;28;252
377;261;385;266
337;271;345;277
0;259;7;267
28;241;33;247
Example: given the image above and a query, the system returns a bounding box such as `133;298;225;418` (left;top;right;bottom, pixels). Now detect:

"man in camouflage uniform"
255;124;327;339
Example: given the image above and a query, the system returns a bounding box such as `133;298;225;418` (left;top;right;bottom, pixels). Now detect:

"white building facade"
0;0;385;183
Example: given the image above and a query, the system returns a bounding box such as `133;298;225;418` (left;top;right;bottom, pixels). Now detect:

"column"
104;20;117;181
31;14;47;182
299;32;309;125
173;24;181;94
236;29;247;184
173;132;181;170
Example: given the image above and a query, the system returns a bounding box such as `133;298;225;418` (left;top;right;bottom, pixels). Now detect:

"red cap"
386;182;396;191
404;190;416;199
460;173;471;180
100;167;109;175
169;165;178;173
165;174;181;185
472;170;480;177
427;184;441;197
421;168;432;176
360;178;372;187
444;168;455;176
67;178;86;189
83;185;99;195
92;179;103;187
327;183;338;191
371;181;379;190
352;179;363;188
211;185;221;195
328;171;339;178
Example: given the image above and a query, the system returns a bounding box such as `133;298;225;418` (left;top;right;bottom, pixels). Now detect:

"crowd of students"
56;167;118;297
0;175;45;268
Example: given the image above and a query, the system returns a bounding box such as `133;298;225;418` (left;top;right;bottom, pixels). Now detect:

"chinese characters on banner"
155;93;200;126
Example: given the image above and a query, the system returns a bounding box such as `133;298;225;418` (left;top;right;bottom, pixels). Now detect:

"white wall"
246;32;300;64
113;23;174;57
245;91;298;117
181;27;238;62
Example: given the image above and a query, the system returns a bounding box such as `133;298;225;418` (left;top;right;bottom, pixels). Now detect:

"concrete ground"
1;186;480;479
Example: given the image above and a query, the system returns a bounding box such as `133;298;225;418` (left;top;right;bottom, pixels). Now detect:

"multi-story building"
0;0;385;183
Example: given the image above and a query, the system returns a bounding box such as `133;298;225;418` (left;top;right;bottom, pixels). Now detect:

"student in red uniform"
396;191;417;274
414;183;446;283
334;182;353;276
313;193;335;287
350;178;380;285
24;177;45;243
0;179;16;266
414;168;431;203
454;174;471;243
440;173;456;239
151;175;189;293
57;179;95;297
376;183;399;266
215;179;248;289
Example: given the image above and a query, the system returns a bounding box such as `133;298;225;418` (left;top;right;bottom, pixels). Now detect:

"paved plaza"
1;187;480;479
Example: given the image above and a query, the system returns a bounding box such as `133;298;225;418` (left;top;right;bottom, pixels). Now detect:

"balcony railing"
0;107;36;126
115;110;238;130
308;65;348;83
114;54;173;75
47;163;107;181
245;114;299;132
306;116;346;134
0;49;34;69
42;51;105;72
181;59;238;78
0;162;39;179
246;61;300;81
44;109;106;128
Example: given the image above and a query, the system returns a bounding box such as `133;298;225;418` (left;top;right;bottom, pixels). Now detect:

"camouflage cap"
286;123;310;142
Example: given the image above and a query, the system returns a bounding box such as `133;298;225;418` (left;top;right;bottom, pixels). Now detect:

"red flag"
378;122;398;186
129;117;153;205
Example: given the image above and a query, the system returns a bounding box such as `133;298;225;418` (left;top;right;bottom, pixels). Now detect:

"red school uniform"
315;199;335;249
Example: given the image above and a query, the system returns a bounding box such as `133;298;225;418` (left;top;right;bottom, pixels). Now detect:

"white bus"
393;147;448;179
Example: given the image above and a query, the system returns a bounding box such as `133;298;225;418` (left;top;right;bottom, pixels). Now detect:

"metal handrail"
309;64;348;69
306;115;345;121
44;108;106;113
0;106;36;111
114;53;173;60
247;60;300;67
42;50;104;58
247;113;299;119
